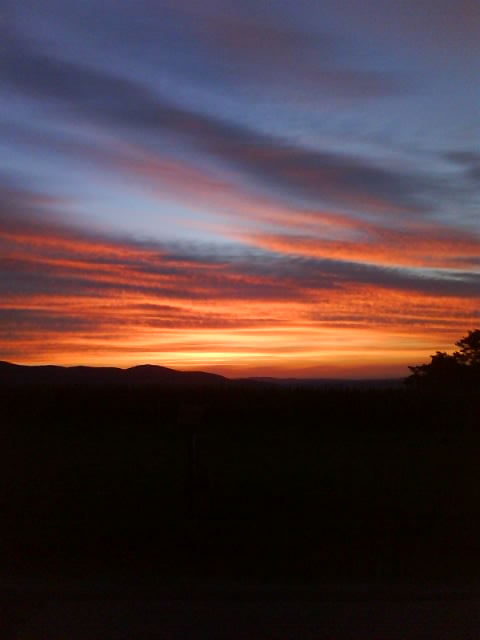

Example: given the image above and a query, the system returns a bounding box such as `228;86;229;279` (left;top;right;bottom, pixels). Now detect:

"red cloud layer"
1;218;479;376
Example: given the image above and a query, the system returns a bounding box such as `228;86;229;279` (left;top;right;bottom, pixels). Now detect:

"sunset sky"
1;1;479;377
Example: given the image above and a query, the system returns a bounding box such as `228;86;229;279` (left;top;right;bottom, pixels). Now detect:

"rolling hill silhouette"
0;361;404;388
0;361;228;387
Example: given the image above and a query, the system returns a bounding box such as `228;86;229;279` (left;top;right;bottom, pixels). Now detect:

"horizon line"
0;359;407;381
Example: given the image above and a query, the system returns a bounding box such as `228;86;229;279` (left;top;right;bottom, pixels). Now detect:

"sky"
0;0;479;377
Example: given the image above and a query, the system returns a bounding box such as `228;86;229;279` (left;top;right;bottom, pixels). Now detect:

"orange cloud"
1;214;479;377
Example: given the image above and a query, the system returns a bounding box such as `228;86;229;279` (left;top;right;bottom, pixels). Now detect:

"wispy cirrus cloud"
240;222;480;271
1;1;478;375
1;179;479;374
0;28;440;218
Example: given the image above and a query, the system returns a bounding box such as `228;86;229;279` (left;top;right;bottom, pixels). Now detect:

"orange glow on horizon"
2;217;478;378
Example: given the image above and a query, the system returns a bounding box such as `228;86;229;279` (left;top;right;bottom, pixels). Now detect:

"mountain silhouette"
0;361;228;387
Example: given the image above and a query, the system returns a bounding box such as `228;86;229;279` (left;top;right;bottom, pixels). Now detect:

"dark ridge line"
0;360;403;388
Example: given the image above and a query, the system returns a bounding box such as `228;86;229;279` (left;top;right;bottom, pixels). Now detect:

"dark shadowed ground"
1;383;479;637
3;578;480;639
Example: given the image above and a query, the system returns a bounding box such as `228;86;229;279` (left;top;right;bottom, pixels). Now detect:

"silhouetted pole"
178;404;202;518
188;425;198;516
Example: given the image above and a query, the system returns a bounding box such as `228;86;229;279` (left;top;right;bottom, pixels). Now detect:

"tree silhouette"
406;329;480;389
454;329;480;367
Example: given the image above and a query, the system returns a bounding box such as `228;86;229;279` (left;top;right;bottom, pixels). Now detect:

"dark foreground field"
1;384;479;637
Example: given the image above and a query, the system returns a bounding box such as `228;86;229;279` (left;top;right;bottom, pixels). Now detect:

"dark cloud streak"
2;199;479;302
0;29;433;216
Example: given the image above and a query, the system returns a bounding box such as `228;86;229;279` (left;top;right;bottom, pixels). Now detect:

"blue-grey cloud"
445;151;480;183
3;0;410;101
2;192;479;303
0;29;433;217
